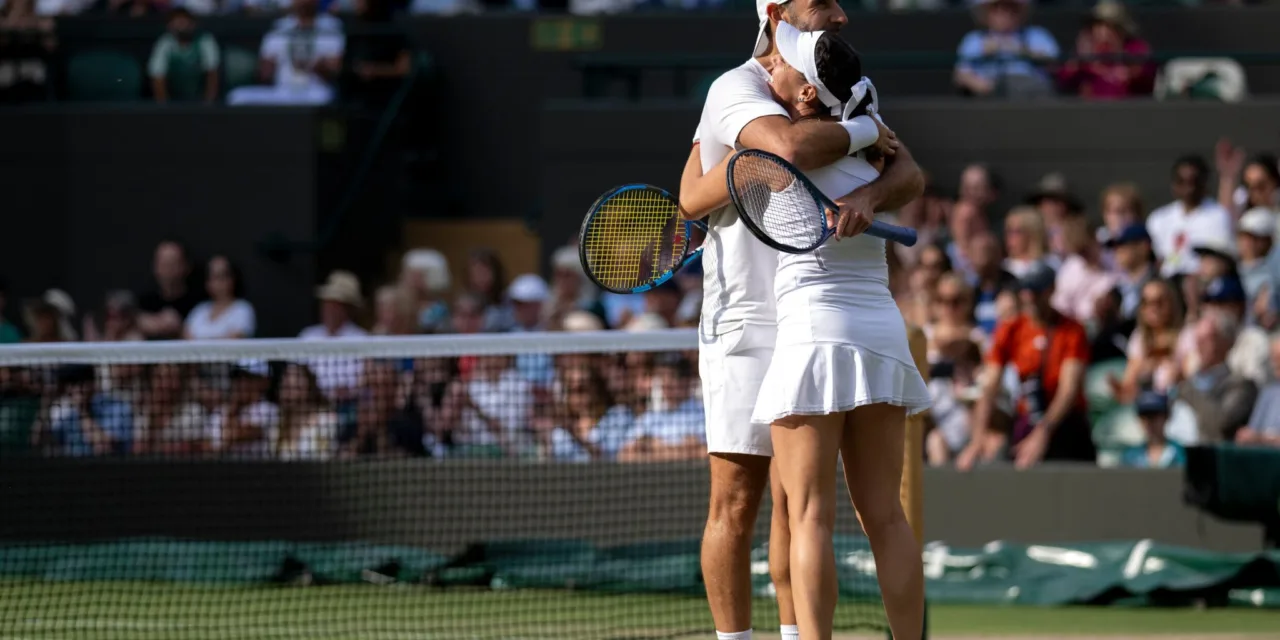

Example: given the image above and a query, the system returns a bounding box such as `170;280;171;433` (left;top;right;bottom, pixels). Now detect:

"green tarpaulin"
3;537;1278;608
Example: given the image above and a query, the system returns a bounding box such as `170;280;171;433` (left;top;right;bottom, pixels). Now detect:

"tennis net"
0;330;898;639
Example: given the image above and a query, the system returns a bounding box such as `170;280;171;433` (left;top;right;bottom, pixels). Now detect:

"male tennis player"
679;2;925;639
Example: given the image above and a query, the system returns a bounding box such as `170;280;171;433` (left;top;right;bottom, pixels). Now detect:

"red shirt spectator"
1057;1;1155;100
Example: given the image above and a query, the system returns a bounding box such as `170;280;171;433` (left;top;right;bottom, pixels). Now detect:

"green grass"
0;582;1275;639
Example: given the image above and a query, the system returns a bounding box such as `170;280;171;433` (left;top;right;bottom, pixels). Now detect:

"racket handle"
866;220;918;247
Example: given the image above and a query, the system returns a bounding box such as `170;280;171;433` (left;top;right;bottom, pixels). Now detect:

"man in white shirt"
1146;155;1233;279
299;270;368;400
227;0;344;106
680;2;925;638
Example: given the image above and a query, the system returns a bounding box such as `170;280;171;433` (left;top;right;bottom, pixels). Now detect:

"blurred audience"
966;231;1017;336
184;255;256;339
45;364;133;457
953;0;1058;99
925;272;983;363
1169;310;1257;444
925;339;982;467
1051;217;1116;324
137;240;205;341
0;0;57;104
1236;207;1275;314
371;284;416;336
1120;390;1185;468
1106;223;1155;321
1114;278;1186;400
617;354;705;462
1002;206;1052;278
1147;155;1233;279
227;0;344;106
1237;335;1280;448
398;249;451;333
1215;139;1279;218
341;0;409;108
82;290;144;342
24;289;76;342
1098;182;1145;241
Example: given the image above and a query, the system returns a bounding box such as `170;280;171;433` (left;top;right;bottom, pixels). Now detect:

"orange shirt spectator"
1057;1;1155;100
988;315;1090;417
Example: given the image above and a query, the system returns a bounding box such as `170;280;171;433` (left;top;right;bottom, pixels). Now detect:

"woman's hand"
831;190;875;239
870;117;899;158
1013;426;1051;470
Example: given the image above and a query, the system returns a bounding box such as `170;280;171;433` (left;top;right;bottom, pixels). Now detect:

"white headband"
774;20;842;115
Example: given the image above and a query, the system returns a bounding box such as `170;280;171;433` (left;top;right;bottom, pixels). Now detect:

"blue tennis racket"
726;149;918;253
578;184;707;295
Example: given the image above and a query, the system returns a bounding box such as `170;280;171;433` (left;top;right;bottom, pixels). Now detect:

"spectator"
1237;335;1280;447
275;363;336;460
1169;310;1257;445
341;0;409;108
441;354;532;458
1106;224;1156;321
398;249;450;333
957;162;1001;216
148;8;219;104
925;272;983;363
925;339;982;467
465;248;514;331
505;273;554;387
1182;275;1270;387
184;255;255;340
1025;173;1083;260
1052;217;1117;325
0;276;20;343
23;289;76;342
1215;140;1279;218
0;0;56;104
960;262;1094;471
243;0;293;15
1115;279;1186;401
946;199;988;280
215;360;280;458
1147;155;1233;279
227;0;344;106
1002;206;1053;278
894;176;951;267
617;354;705;462
643;281;683;330
1089;287;1132;363
535;363;632;462
1057;0;1155;100
1098;182;1145;240
137;240;205;341
46;365;134;456
953;0;1058;99
82;290;144;343
965;232;1017;338
1236;207;1275;314
137;362;212;456
299;271;367;428
449;291;486;334
900;243;951;328
1119;390;1185;469
371;284;416;336
544;245;602;331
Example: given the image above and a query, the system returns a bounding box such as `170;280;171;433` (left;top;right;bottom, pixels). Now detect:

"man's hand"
831;189;875;239
870;117;899;158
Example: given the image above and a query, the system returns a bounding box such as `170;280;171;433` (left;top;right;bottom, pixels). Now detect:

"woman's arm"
677;143;731;221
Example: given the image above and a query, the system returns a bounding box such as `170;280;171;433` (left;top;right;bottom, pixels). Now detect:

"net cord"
0;329;699;366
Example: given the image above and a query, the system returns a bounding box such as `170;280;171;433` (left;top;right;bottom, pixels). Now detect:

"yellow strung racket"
577;184;706;294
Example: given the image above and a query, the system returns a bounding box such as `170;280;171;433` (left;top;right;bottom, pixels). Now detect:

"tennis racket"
578;184;706;295
726;149;918;253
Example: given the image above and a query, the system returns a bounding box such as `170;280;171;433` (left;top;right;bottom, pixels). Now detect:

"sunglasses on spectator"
1141;296;1167;306
935;296;965;306
1245;180;1273;191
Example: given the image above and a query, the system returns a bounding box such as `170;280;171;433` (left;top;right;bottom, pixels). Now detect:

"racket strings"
731;155;829;252
582;188;688;290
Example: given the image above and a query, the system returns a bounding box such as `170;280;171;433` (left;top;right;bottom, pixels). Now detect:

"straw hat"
315;271;364;308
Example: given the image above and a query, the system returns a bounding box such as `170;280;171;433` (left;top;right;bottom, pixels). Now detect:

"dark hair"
813;33;863;105
1246;154;1280;186
208;255;246;299
1172;155;1209;181
468;248;506;305
653;353;693;379
168;7;194;21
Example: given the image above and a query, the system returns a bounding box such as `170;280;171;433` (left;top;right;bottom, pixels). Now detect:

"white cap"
753;0;792;58
1239;207;1277;239
562;310;604;332
402;249;451;293
624;312;669;332
507;274;549;303
551;245;584;275
1192;234;1238;260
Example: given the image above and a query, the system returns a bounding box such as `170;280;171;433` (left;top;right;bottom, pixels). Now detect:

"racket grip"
866;220;918;247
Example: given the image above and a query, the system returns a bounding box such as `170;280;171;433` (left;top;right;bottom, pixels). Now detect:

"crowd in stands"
5;138;1280;467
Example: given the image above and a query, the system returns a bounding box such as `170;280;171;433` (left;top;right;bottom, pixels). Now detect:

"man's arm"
830;141;925;237
738;115;889;171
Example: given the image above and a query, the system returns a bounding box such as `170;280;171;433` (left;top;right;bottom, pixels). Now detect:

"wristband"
840;115;879;155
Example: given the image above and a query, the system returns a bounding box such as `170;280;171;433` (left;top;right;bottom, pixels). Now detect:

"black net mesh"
0;332;888;639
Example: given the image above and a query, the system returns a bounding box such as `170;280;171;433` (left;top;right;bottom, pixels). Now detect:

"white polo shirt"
693;59;787;337
1146;198;1233;277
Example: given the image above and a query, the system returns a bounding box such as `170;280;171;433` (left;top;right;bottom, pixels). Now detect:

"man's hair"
813;33;862;104
168;7;194;21
966;162;1003;193
1172;154;1209;181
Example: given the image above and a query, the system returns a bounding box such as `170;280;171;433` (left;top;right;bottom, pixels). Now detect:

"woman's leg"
772;413;844;640
841;403;924;640
768;462;796;633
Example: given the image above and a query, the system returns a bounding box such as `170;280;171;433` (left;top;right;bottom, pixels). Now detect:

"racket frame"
726;149;917;253
577;183;707;295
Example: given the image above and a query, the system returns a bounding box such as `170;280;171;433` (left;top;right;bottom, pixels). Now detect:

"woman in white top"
678;23;928;640
276;363;337;461
184;255;256;340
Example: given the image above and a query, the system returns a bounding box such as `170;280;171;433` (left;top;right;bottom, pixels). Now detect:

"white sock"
715;631;752;640
780;625;799;640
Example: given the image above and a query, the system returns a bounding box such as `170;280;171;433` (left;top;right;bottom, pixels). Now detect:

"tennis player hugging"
680;18;931;640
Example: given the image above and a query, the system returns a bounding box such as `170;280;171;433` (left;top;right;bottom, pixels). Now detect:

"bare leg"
768;462;796;628
703;453;771;632
772;413;844;640
842;403;924;640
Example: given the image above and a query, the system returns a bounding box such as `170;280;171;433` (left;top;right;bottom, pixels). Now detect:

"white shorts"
699;323;777;457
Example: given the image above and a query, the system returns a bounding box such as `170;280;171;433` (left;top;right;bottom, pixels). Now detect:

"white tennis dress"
751;156;931;423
